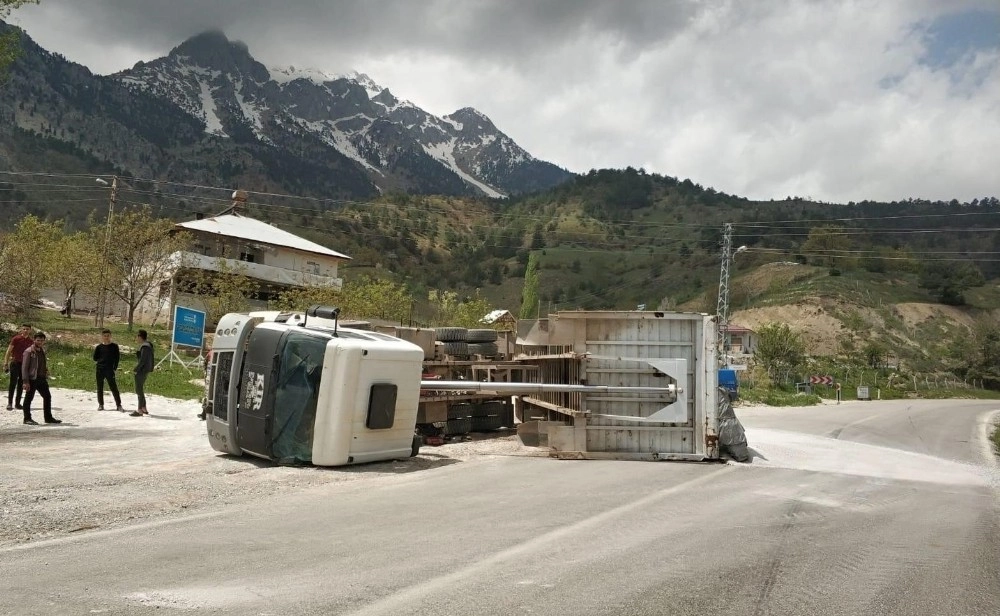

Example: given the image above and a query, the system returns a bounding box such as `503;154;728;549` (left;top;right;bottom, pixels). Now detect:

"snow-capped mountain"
110;31;570;197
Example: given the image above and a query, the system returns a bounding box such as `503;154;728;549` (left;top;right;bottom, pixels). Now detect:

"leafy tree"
185;259;260;326
519;252;540;318
800;225;854;269
0;214;60;315
276;276;414;324
862;341;887;369
0;1;37;76
753;322;806;384
953;319;1000;390
918;261;984;305
428;289;493;328
51;231;101;318
97;207;190;330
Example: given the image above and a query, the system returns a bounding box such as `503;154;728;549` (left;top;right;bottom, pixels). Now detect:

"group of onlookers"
4;324;155;425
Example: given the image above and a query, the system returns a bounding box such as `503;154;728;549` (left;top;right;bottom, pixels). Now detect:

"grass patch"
45;341;202;401
740;387;822;407
6;312;202;401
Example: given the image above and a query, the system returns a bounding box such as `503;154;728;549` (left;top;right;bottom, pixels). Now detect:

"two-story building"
134;212;350;325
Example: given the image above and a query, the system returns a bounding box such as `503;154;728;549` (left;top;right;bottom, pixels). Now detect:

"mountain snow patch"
423;139;505;198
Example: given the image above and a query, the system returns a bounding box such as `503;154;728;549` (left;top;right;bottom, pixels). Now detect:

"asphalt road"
1;399;998;615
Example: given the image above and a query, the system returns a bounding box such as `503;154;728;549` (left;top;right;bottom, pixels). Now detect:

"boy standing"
130;329;154;417
93;329;124;412
22;332;60;425
4;324;33;411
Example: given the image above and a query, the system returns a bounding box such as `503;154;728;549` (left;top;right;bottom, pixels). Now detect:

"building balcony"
172;251;342;290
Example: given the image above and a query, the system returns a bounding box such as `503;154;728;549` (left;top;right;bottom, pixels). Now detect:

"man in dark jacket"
4;323;32;411
130;329;154;417
22;332;60;425
93;329;124;412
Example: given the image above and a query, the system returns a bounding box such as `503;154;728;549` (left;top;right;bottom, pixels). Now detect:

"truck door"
237;326;283;458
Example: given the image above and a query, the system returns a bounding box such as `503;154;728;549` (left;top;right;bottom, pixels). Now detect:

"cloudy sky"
8;0;1000;203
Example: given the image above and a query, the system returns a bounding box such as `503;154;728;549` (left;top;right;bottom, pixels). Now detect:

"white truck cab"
204;306;424;466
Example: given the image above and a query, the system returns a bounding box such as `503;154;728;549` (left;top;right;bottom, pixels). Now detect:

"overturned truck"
203;308;731;466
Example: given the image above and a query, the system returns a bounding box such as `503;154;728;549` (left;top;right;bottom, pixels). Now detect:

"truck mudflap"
717;387;750;462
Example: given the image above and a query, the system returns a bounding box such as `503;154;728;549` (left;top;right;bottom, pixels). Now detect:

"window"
271;332;327;463
239;251;256;263
306;261;320;275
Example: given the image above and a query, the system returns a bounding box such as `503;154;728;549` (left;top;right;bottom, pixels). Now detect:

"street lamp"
95;176;118;327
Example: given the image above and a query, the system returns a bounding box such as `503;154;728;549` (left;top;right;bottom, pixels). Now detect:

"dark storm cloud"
8;1;1000;203
15;0;699;70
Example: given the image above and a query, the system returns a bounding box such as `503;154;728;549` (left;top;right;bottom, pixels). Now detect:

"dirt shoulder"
0;388;542;547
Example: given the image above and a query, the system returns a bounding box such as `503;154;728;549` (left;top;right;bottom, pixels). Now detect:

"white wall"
188;232;342;278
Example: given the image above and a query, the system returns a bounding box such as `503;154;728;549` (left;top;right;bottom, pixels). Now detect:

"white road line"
977;408;1000;471
0;509;228;554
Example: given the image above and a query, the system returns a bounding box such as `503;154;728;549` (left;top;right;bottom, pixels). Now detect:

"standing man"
93;329;124;412
22;332;60;425
130;329;154;417
4;323;33;411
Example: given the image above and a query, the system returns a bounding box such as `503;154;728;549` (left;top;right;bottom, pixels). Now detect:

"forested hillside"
3;167;998;319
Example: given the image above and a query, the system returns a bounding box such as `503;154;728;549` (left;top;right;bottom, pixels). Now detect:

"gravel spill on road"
0;388;543;547
738;426;993;486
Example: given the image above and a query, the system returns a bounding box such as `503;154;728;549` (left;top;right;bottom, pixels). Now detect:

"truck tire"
441;341;468;357
467;342;499;358
467;329;498;343
411;434;422;457
448;403;474;420
445;416;472;435
499;405;516;428
473;400;504;417
471;414;504;432
435;327;467;342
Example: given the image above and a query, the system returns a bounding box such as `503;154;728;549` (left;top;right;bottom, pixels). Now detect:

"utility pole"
715;223;733;367
95;176;119;328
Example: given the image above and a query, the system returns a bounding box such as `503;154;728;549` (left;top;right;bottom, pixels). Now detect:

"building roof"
176;213;351;260
481;309;515;324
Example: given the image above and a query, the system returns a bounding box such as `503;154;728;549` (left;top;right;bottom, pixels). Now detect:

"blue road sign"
173;306;206;349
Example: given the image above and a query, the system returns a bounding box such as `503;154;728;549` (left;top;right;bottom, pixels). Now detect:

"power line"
742;248;1000;262
3;171;998;237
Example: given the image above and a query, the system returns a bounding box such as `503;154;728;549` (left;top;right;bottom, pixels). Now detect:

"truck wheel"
411;434;422;457
467;329;498;343
467;342;499;358
441;341;468;357
435;327;468;342
448;403;474;420
471;414;504;432
446;416;472;435
473;400;504;417
499;406;515;428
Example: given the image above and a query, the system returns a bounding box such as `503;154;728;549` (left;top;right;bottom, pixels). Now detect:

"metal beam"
420;381;680;397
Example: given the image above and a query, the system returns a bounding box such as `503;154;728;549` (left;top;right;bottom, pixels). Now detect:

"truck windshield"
271;331;327;463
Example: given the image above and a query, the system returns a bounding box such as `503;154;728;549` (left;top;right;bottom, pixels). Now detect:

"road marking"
0;509;228;555
343;465;734;616
977;408;1000;472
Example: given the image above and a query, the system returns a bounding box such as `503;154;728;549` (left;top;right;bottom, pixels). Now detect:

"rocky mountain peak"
3;26;572;199
447;107;497;133
168;30;267;81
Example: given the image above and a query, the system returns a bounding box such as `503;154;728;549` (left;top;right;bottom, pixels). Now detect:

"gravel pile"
0;388;544;547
